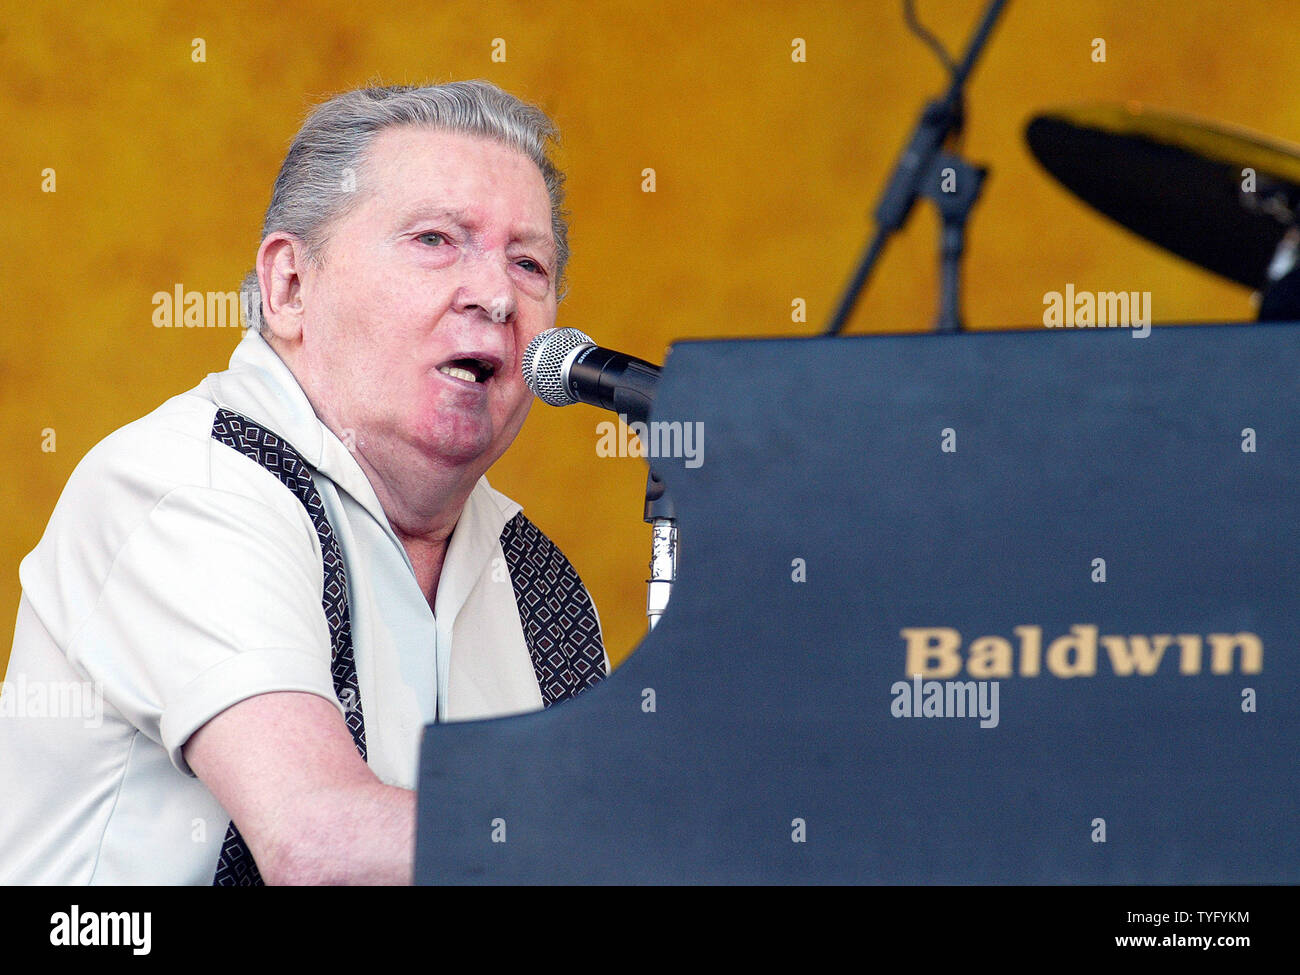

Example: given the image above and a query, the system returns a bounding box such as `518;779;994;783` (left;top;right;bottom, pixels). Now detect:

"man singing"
0;81;607;885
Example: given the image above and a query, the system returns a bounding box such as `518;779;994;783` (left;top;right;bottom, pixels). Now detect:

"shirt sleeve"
64;484;343;776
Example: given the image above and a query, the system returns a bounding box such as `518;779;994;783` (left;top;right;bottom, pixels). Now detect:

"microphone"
522;327;661;425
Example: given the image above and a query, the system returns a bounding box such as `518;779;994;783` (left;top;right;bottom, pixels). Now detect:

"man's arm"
183;691;415;885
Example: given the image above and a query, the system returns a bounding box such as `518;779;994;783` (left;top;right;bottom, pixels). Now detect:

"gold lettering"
968;636;1012;678
1101;634;1172;676
1014;625;1042;676
1176;634;1202;675
1046;625;1097;677
1208;633;1263;674
901;627;962;678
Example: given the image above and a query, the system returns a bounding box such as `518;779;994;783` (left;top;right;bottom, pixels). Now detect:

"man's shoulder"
73;390;219;489
473;477;524;527
65;390;296;509
27;388;313;588
471;479;597;599
69;379;320;506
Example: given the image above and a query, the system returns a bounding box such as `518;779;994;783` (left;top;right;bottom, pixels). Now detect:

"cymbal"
1025;103;1300;288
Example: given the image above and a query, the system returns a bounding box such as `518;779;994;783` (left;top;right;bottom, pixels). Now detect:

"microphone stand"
643;469;677;630
823;0;1008;336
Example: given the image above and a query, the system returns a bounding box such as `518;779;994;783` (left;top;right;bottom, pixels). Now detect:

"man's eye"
516;259;544;275
416;231;447;246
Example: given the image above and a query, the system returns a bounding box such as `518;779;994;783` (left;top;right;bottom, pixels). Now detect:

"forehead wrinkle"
391;201;469;228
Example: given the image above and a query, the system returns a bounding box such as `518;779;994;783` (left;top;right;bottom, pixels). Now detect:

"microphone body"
565;345;660;425
523;328;661;425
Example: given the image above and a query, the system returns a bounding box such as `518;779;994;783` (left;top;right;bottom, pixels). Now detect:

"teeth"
439;365;478;383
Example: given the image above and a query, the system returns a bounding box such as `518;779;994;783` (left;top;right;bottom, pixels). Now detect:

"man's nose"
454;252;517;324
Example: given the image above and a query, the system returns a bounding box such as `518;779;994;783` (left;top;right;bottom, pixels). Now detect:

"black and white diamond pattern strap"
499;512;607;707
208;407;366;886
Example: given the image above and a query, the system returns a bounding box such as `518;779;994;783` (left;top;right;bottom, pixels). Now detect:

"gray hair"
240;80;569;330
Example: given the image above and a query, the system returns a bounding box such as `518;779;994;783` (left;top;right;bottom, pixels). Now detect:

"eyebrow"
396;203;557;263
397;204;468;226
513;229;558;263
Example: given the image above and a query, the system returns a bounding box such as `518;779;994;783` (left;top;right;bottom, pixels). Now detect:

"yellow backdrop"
2;0;1294;672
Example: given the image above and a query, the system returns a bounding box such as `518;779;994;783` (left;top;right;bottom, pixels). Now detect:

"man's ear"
256;232;310;345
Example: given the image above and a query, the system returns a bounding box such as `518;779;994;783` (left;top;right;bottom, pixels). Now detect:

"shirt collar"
202;328;386;520
199;330;521;599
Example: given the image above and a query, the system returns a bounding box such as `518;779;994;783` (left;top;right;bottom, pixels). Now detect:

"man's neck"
398;532;451;613
350;443;481;611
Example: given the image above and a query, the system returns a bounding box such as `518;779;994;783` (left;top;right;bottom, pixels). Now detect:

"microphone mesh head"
522;327;594;406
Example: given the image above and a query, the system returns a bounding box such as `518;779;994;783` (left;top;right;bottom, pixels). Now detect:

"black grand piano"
416;322;1300;884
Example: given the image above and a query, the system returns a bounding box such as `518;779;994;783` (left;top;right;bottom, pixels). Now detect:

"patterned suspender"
499;512;607;706
208;409;364;885
207;408;605;885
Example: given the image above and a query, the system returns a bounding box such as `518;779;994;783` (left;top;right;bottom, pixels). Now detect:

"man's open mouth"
437;357;498;384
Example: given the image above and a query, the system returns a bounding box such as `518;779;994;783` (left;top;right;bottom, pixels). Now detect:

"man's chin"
415;400;528;470
420;439;495;470
412;421;501;472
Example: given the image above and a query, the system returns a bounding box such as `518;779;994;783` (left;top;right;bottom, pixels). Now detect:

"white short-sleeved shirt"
0;328;602;885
